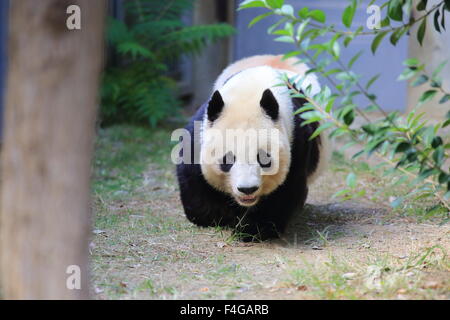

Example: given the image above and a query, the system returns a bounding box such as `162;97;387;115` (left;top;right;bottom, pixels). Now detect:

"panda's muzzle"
236;186;259;206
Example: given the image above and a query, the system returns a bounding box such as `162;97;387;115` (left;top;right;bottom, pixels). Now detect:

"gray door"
234;0;407;111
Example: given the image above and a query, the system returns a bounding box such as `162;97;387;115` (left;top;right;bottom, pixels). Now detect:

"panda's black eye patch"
220;152;235;172
257;150;271;168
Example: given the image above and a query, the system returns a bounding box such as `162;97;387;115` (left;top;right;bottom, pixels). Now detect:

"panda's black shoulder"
291;96;321;178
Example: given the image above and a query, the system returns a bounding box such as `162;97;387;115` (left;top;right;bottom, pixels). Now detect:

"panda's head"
200;67;293;207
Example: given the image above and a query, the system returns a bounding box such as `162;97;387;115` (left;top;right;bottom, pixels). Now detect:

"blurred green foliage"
100;0;235;127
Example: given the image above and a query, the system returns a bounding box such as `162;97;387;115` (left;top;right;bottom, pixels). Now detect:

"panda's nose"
237;186;259;195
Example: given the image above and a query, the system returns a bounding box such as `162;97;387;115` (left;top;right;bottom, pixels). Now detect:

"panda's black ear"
207;90;224;123
260;89;279;121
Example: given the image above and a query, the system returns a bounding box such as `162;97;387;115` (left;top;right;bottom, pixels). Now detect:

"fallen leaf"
297;285;308;291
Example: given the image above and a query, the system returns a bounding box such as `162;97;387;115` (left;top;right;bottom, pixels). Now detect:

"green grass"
284;245;449;299
330;150;449;222
92;125;174;198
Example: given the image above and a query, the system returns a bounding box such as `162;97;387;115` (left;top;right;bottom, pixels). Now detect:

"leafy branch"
240;0;450;217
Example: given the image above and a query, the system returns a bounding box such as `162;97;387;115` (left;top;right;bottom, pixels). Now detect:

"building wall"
233;0;408;112
407;0;450;119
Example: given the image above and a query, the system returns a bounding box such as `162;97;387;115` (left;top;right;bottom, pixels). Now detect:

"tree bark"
0;0;106;299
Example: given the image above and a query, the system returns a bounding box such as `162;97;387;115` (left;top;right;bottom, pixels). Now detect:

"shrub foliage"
101;0;235;127
240;0;450;217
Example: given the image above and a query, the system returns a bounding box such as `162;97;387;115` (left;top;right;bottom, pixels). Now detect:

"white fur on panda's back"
211;55;329;185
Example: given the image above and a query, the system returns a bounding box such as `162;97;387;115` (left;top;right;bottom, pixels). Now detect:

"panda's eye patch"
257;150;271;168
220;152;235;172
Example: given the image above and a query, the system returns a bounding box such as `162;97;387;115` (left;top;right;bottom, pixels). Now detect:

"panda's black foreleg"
234;185;309;242
234;219;280;242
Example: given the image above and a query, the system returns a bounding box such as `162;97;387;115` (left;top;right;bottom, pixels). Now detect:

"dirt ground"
90;126;449;300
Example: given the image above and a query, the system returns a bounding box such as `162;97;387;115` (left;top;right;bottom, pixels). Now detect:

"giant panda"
176;55;329;242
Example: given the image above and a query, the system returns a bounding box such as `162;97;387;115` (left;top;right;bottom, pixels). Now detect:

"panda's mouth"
237;195;258;206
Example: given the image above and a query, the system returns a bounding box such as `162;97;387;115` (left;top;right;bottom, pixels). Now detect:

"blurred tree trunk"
0;0;106;299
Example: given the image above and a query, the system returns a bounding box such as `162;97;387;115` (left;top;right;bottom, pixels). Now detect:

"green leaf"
282;50;301;60
348;50;363;68
419;89;437;104
342;0;357;28
431;136;443;148
366;74;380;90
434;9;441;33
279;4;295;18
441;5;446;29
266;0;284;9
417;18;427;46
332;189;351;199
388;0;404;21
274;35;295;43
395;142;411;153
331;40;340;59
411;74;428;87
308;9;326;23
309;122;334;140
432;146;444;165
248;12;274;28
371;31;389;54
397;67;418;81
403;58;420;67
238;0;267;10
390;27;408;45
346;172;357;188
438;172;449;184
294;105;315;114
431;60;448;79
380;16;391;27
439;94;450;104
416;0;428;11
298;7;309;19
296;18;310;40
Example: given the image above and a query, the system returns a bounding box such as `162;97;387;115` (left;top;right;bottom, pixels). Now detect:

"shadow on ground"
279;202;387;246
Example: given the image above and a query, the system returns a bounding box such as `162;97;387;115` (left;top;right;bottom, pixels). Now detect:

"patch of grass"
284;246;449;299
330;150;448;221
92;125;175;199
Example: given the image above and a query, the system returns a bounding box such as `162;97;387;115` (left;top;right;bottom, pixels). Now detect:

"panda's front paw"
235;223;280;242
